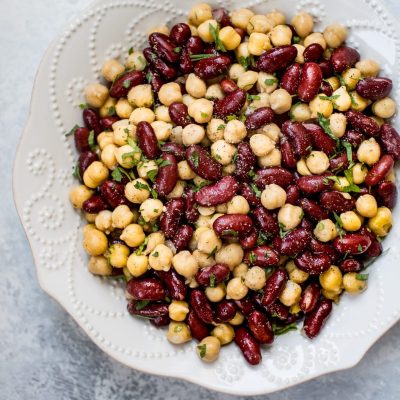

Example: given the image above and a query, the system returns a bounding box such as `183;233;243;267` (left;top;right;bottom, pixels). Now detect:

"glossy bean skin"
330;46;360;73
147;68;165;93
235;296;256;316
320;80;334;96
280;138;298;168
319;60;333;78
190;289;214;324
245;246;280;267
179;37;203;74
303;43;324;62
365;155;394;186
255;45;297;73
150;314;171;327
255;167;294;189
280;63;302;95
297;62;323;102
143;47;177;80
154;153;178;197
220;78;238;94
214;300;237;323
248;310;274;344
82;108;102;134
239;228;258;249
377;180;397;209
309;238;339;263
303;123;336;156
355;77;393;101
298;175;334;194
186;310;209;341
195;263;230;286
214;89;247;118
380;124;400;161
149;32;180;63
213;214;253;237
297;198;329;221
169;23;191;46
168;102;192;127
100;180;129;208
101;116;119;130
78;151;98;178
245;107;275;130
109;70;146;98
346;110;380;137
300;217;314;233
299;282;321;314
279;228;312;256
127;301;168;318
137;121;159;159
195;176;238;206
333;234;372;255
303;299;333;339
320;190;356;213
252;207;279;237
357;227;382;258
212;7;231;27
286;185;300;205
82;194;109;214
160;198;185;238
282;121;312;157
329;152;351;172
156;269;187;301
74;127;90;152
261;268;288;307
194;55;231;79
186;144;222;181
266;301;290;321
294;252;331;274
172;225;194;252
160;142;186;161
126;277;166;301
342;129;364;147
240;183;262;207
184;187;200;223
234;142;256;181
234;327;262;365
339;258;363;273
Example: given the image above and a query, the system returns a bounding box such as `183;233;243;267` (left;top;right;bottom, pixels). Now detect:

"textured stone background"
1;0;400;399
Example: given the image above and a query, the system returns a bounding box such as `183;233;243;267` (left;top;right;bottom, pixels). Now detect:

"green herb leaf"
208;246;218;258
147;169;158;182
173;47;181;53
197;344;207;358
79;103;89;109
200;112;209;118
189;151;199;168
189;53;215;61
156;158;173;168
279;223;292;238
146;71;153;83
238;55;254;70
128;47;134;55
350;92;359;107
333;212;343;228
122;79;132;89
247;94;261;101
293;36;301;44
135;300;150;310
88;130;96;151
209;274;216;288
152;251;159;257
174;324;183;333
208;23;226;52
72;163;81;180
248;252;256;264
342;141;354;168
357;244;363;252
317;113;339;142
264;78;279;86
319;94;340;101
65;124;79;137
273;322;297;335
107;106;116;116
343;169;361;193
356;273;369;281
217;124;226;131
250;183;261;198
221;229;239;237
334;73;347;87
151;188;158;199
226;115;237;121
256;232;271;246
248;170;255;179
135;238;149;256
134;181;150;191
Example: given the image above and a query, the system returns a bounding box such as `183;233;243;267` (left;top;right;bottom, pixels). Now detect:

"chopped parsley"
342;141;354;168
356;273;369;281
65;124;79;137
189;53;215;61
146;71;153;83
122;79;132;89
147;169;158;182
128;47;134;55
248;252;257;264
217;124;226;131
156;158;173;168
79;103;89;109
292;36;301;44
318;94;340;101
88;130;96;151
264;78;279;86
272;322;297;335
72;163;81;180
317;113;338;142
111;166;134;182
209;23;226;52
173;47;181;53
134;181;150;191
238;55;254;70
226;115;237;121
221;229;239;237
209;274;216;288
357;244;363;252
189;151;200;168
250;183;261;198
135;300;150;310
152;251;159;257
200;112;209;118
279;223;291;238
107;105;116;116
135;237;149;256
247;94;261;101
208;246;218;258
197;344;207;358
174;324;183;333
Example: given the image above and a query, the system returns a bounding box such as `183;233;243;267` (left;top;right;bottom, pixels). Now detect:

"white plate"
13;0;400;395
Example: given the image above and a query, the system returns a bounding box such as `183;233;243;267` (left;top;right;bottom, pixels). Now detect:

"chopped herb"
128;47;134;55
88;130;96;151
208;246;218;258
124;128;130;134
135;238;149;256
134;181;150;191
209;23;226;52
107;106;116;116
122;151;138;162
238;55;254;70
279;223;291;238
357;244;363;252
356;273;369;281
151;189;158;199
147;169;158;182
293;36;301;44
165;296;171;303
214;154;222;160
197;344;207;358
248;252;256;264
135;300;150;310
189;151;199;168
156;158;173;168
65;124;79;137
350;92;359;107
189;53;215;61
273;322;297;335
226;115;237;121
72;163;81;180
264;78;279;86
153;209;158;213
151;222;159;232
248;170;256;179
318;222;325;230
333;212;343;228
152;251;159;257
221;229;239;237
209;274;216;288
174;324;183;333
335;73;346;87
250;183;261;198
127;137;137;149
122;79;132;89
256;232;271;246
146;71;152;83
217;124;226;131
79;103;89;109
247;94;261;101
319;94;340;101
343;169;361;193
157;140;166;146
173;47;181;53
111;166;134;182
317;113;338;142
232;151;238;163
342;141;354;168
200;112;209;118
263;251;270;260
323;175;341;185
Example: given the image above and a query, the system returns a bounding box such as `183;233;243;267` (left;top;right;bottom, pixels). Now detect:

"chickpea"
290;102;311;122
83;228;108;256
197;19;218;42
127;84;153;108
137;160;158;180
168;300;189;322
226;277;249;300
350;91;370;112
215;243;244;270
69;185;93;208
188;3;212;26
227;196;250;215
157;82;182;106
355;59;380;77
249;93;270;109
148;244;173;271
115;144;141;169
140;198;163;222
319;265;342;292
248;32;272;56
192;249;215;268
126;253;148;277
352;162;368;184
211;139;236;165
120;224;145;247
266;10;286;26
296;158;312;176
355;194;378;218
113;122;136;146
166;180;186;200
261;184;287;210
182;94;196;107
95;210;113;233
124;179;150;204
326;76;340;91
196;336;221;362
342;68;361;91
386;169;396;182
111;205;134;229
305;151;330;175
222;164;236;175
258;148;282;167
129;107;155;125
177;160;195;181
230;311;245;325
327;114;347;139
155;105;172;123
84;83;109;108
148;25;169;35
97;131;114;150
167;322;191;344
257;72;278;94
224;120;247;144
270;88;292;114
357;138;381;165
291;12;314;37
219;26;242;50
198;206;215;216
143;232;165;255
125;51;147;71
100;144;118;170
188;98;213;124
229;63;246;81
286;260;309;284
237;71;259;91
269;24;293;46
332;86;352;112
333;176;351;192
278;204;303;230
207;119;225;142
368;207;392;237
84;213;97;223
83;161;109;188
151;121;172;142
244;266;266;290
205;283;226;302
314;219;337;242
249;133;275;157
294;44;305;64
247;14;272;34
230;8;254;30
211;323;235;345
304;32;326;50
343;272;367;294
182;124;205;146
185;73;206;98
195;214;212;229
205;83;224;100
322;288;342;302
309;95;333;118
88;255;112;276
101;59;124;82
279;280;302;307
115;98;134;119
108;243;130;268
258;123;281;142
233;263;248;278
372;97;396;119
323;24;348;48
172;250;199;278
99;96;117;118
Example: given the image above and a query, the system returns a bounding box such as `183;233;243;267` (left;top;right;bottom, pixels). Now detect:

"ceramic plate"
13;0;400;395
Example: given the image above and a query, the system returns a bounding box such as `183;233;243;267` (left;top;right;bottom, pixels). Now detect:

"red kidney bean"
298;175;334;194
190;289;213;324
203;43;220;55
214;89;246;118
220;78;238;94
248;310;274;344
339;258;363;273
280;228;312;256
240;228;258;249
280;63;302;95
299;283;321;314
143;47;177;80
303;123;337;156
186;310;209;341
329;152;351;172
342;129;364;147
320;190;356;213
261;269;287;307
365;155;394;186
147;68;165;93
245;246;280;267
186;144;222;181
330;46;360;73
309;238;339;263
160;198;185;238
303;299;333;339
297;62;323;102
286;185;300;205
240;183;262;207
74;127;90;152
256;45;297;73
169;23;191;46
82;194;108;213
195;263;230;286
234;327;261;365
303;43;324;62
234;142;256;181
252;207;279;237
195;176;238;207
126;278;166;301
82;108;102;135
356;77;393;101
160;142;186;161
109;70;146;98
213;214;253;238
100;180;129;208
273;111;290;128
154;153;178;197
245;107;275;130
300;217;314;233
333;234;372;255
320;80;334;96
127;301;168;318
212;7;231;26
78;150;98;178
358;226;382;258
377;180;397;209
186;36;204;54
183;187;199;223
172;225;194;252
151;314;170;327
149;32;180;63
235;296;256;316
380;124;400;160
168;102;192;127
101;116;119;130
234;27;246;39
215;300;237;323
136;121;158;160
255;166;294;189
319;60;333;78
282;121;312;157
346;109;380;137
194;55;231;79
179;47;194;74
156;269;187;301
280;138;298;168
266;301;290;321
295;252;331;274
